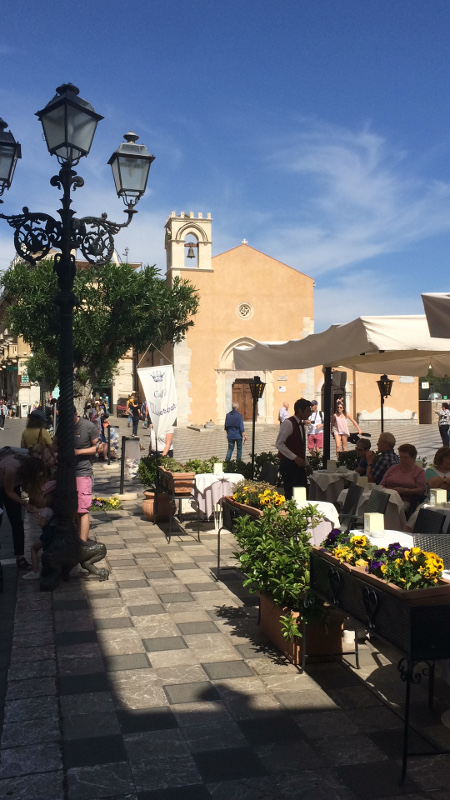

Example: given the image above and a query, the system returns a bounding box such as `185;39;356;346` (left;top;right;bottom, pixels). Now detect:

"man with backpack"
307;400;324;456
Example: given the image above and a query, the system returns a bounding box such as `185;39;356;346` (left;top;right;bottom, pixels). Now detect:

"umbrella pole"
323;367;332;463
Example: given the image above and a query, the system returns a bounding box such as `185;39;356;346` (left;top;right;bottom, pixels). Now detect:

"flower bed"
310;546;450;660
92;495;121;511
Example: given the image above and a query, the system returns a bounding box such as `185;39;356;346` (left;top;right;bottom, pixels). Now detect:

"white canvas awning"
233;315;450;377
422;293;450;339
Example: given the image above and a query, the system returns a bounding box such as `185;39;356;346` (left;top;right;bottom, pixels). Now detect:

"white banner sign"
137;366;177;443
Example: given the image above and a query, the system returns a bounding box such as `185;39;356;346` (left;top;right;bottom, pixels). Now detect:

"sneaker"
22;571;40;580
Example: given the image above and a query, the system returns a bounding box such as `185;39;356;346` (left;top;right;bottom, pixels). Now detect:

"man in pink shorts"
73;408;99;541
307;400;324;456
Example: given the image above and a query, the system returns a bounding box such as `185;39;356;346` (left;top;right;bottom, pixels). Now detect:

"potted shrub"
233;504;344;665
138;455;174;521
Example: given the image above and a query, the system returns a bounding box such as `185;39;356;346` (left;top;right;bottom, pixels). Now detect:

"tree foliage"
0;259;199;389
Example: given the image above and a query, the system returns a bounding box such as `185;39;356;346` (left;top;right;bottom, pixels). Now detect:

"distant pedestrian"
307;400;324;456
278;401;290;424
129;397;141;437
436;402;450;447
224;402;247;461
0;399;7;431
331;399;361;454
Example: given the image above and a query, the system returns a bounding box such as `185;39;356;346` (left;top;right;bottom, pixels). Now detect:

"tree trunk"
73;380;92;417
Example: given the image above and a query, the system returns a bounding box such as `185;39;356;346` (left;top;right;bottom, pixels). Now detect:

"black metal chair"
258;462;279;486
339;482;364;530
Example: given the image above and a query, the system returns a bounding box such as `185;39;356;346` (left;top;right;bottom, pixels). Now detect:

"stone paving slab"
1;420;450;798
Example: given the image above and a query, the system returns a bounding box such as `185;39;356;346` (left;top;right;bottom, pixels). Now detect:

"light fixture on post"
249;375;266;478
0;84;154;591
377;374;393;433
0;119;21;198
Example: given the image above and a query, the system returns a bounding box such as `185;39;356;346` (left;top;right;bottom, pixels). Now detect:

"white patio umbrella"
233;315;450;459
422;293;450;338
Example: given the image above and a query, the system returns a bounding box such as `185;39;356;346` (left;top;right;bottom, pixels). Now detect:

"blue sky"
1;0;450;331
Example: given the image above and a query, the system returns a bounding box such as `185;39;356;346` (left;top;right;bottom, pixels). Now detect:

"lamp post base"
39;523;109;591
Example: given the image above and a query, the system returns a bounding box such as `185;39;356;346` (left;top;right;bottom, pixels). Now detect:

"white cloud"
313;270;424;333
261;122;450;276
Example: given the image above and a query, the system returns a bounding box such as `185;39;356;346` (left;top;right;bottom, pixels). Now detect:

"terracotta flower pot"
142;491;175;521
258;594;344;666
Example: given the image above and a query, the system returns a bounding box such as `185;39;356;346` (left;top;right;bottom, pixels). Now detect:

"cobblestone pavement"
0;419;449;799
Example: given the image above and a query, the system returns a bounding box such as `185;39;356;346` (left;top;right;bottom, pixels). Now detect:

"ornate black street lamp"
377;374;393;433
0;84;154;590
249;375;265;478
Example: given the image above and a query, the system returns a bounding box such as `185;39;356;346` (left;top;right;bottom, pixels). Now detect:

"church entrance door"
232;379;254;421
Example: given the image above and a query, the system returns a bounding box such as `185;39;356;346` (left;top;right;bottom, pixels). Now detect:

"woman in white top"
149;425;174;458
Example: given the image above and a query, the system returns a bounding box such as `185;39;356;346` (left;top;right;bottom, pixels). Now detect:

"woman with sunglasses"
331;400;361;455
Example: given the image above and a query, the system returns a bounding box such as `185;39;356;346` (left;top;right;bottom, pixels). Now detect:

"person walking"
130;397;141;437
276;398;312;500
0;451;30;569
0;399;7;431
331;399;361;454
436;402;450;447
307;400;324;456
278;401;290;424
224;402;247;461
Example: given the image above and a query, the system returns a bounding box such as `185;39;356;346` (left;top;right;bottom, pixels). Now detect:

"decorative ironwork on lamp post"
249;375;265;478
0;84;154;590
377;374;393;433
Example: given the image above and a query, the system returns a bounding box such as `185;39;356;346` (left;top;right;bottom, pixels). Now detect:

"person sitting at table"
366;432;399;484
380;443;427;516
354;438;371;476
426;446;450;501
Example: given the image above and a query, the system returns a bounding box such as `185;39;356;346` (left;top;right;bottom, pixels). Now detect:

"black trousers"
0;486;24;556
280;459;307;501
439;425;449;447
0;414;4;429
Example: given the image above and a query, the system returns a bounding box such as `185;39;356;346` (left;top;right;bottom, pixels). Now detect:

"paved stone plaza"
1;418;450;799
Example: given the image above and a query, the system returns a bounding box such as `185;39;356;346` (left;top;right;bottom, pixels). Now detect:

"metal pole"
120;435;126;495
251;396;257;479
107;425;111;466
323;367;332;463
40;163;80;591
380;394;385;433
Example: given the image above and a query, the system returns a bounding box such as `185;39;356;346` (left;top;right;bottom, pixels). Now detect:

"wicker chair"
258;462;279;486
412;508;450;568
365;488;390;515
413;508;446;536
339;482;364;530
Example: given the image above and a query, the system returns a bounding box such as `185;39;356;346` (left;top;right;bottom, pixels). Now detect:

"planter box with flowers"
310;530;450;661
232;492;344;666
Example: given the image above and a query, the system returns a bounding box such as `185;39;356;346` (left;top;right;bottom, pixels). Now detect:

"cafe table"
309;469;359;503
193;472;244;529
337;486;407;532
295;499;340;545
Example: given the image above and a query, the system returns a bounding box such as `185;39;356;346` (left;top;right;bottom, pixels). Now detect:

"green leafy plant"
184;457;221;474
337;451;359;471
137;455;160;488
308;454;324;471
233;503;323;613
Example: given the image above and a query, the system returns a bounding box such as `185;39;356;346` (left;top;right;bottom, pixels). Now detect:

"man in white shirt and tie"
276;398;312;500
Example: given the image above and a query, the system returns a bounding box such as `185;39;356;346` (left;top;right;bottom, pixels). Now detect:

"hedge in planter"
233;503;343;664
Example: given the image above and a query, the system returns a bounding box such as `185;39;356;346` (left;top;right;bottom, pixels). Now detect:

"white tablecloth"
309;470;359;503
295;500;340;545
337;486;407;532
193;473;244;520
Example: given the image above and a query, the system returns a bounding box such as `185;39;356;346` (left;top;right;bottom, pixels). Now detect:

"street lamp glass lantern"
36;84;103;164
249;375;266;401
0;119;21;196
108;132;154;206
377;374;394;399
